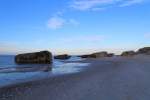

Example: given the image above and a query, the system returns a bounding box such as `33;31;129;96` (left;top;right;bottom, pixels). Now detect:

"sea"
0;55;89;87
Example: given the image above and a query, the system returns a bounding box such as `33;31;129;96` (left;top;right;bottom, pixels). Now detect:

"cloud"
68;19;80;26
47;16;79;29
144;33;150;39
47;16;65;29
119;0;144;7
70;0;145;11
91;7;107;11
70;0;113;11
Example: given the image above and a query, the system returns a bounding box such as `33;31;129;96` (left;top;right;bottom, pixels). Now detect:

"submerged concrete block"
15;51;52;64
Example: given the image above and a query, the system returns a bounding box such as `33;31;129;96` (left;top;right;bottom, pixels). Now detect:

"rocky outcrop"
121;51;135;56
107;53;114;57
137;47;150;54
92;52;108;58
15;51;52;64
80;51;110;58
79;54;96;58
54;54;71;60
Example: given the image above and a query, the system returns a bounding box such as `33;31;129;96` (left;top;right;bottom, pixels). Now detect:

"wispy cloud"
119;0;144;7
70;0;113;11
70;0;145;11
144;33;150;39
47;0;145;29
91;7;107;11
47;16;79;29
68;19;80;26
47;16;65;29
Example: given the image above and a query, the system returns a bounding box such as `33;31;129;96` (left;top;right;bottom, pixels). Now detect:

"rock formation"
121;51;135;56
15;51;52;64
54;54;71;60
137;47;150;54
92;52;108;58
79;54;96;58
80;51;110;58
107;53;114;57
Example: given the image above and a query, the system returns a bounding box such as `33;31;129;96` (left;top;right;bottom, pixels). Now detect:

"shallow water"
0;55;89;87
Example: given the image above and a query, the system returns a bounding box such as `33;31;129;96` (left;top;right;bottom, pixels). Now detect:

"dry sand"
0;55;150;100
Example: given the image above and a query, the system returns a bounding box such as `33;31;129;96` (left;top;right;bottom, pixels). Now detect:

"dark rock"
79;55;88;58
88;54;97;58
54;54;71;60
92;52;108;58
79;54;96;58
121;51;135;56
15;51;52;64
79;51;108;58
137;47;150;54
107;53;114;57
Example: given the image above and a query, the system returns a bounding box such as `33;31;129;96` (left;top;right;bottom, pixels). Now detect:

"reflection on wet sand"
0;64;52;73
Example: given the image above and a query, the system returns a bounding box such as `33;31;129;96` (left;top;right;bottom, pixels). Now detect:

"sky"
0;0;150;55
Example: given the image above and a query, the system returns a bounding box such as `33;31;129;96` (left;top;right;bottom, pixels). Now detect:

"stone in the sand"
91;52;108;58
107;53;114;57
137;47;150;55
79;55;88;58
80;52;108;58
79;54;96;58
15;51;52;64
79;55;89;58
121;51;135;56
54;54;71;60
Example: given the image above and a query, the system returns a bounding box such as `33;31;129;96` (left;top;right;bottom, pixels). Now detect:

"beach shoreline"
1;55;150;100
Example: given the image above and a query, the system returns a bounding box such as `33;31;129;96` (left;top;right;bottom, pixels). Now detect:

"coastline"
1;55;150;100
0;56;89;88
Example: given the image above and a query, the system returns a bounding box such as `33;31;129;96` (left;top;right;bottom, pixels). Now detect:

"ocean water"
0;55;89;87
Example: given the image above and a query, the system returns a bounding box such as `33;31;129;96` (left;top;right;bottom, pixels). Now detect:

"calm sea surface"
0;55;89;87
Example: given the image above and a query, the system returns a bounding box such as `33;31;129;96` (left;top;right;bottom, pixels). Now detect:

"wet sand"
0;55;150;100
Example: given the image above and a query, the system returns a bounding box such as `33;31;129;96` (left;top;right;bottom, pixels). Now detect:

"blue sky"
0;0;150;55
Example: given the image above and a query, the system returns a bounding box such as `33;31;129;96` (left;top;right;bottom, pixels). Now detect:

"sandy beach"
0;55;150;100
